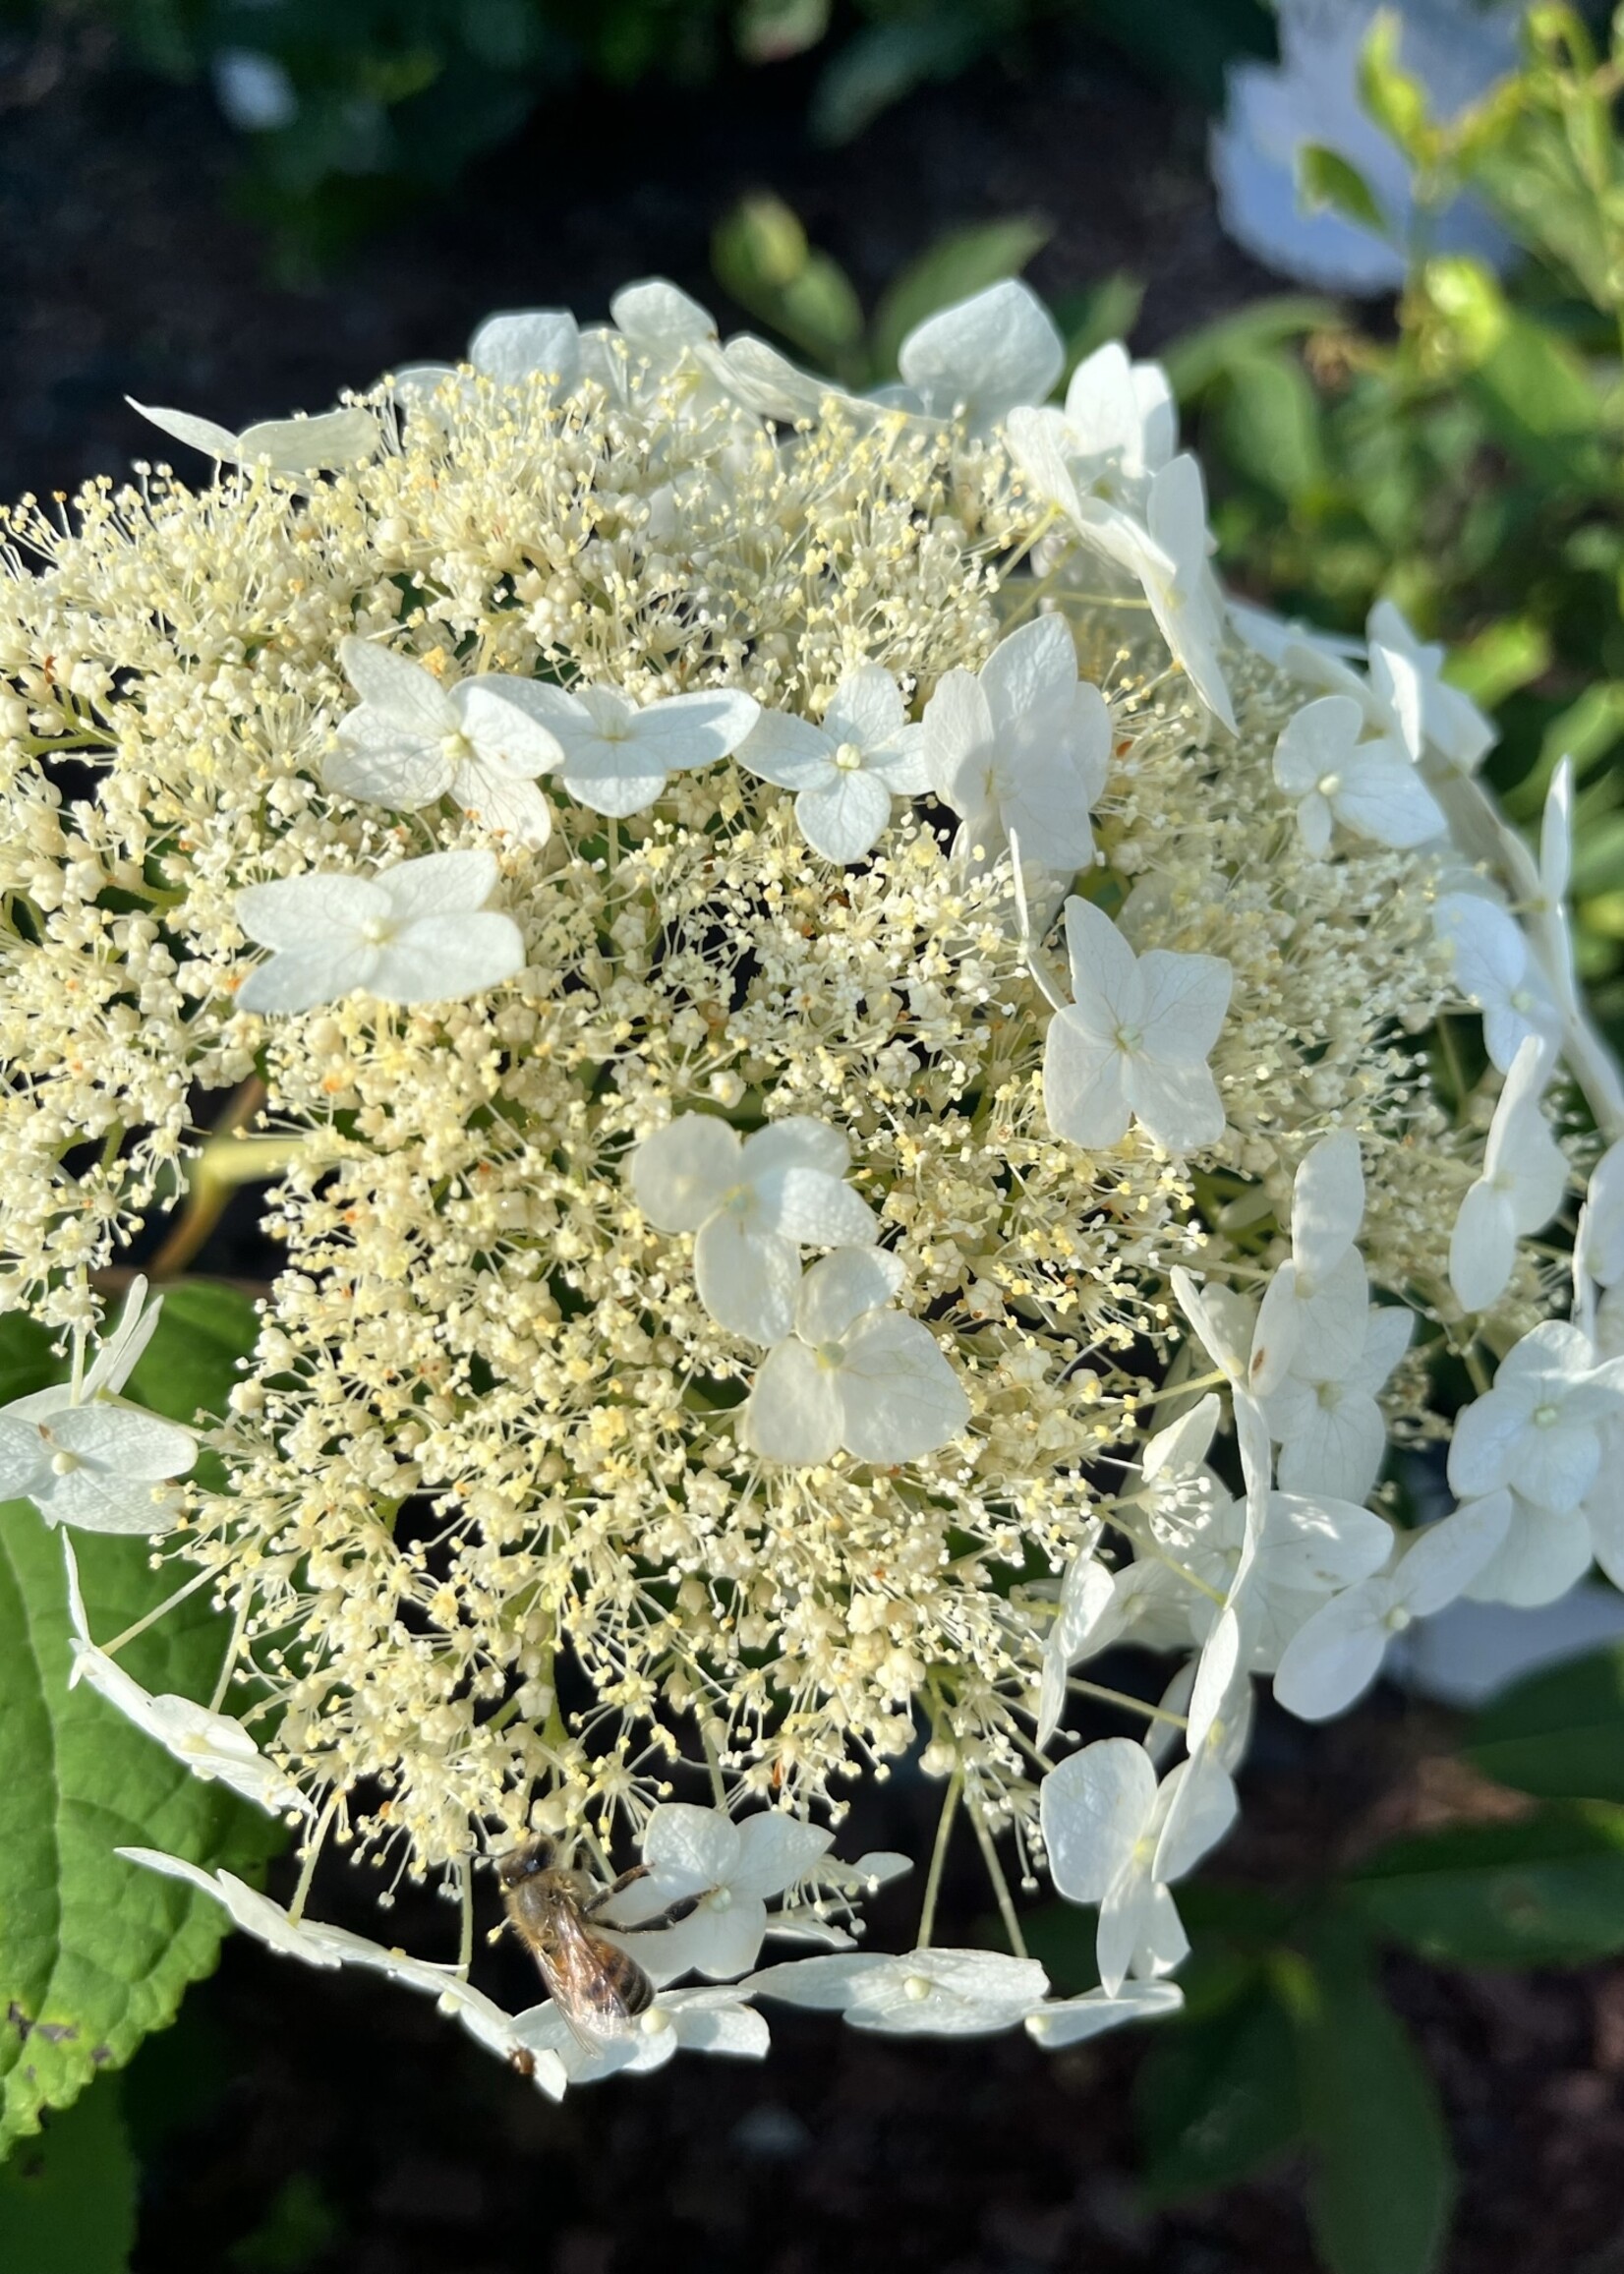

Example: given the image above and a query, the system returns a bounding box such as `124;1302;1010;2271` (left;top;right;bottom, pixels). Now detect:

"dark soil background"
4;15;1623;2271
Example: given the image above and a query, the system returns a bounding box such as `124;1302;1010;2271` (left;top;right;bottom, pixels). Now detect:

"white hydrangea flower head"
2;264;1612;2080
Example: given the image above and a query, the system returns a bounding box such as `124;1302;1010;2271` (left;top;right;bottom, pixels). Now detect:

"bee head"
495;1834;551;1888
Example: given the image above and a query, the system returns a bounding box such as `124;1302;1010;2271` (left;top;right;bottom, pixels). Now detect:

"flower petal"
695;1218;801;1345
632;1115;741;1233
794;769;894;863
835;1312;969;1464
794;1247;906;1346
741;1337;844;1464
1039;1736;1156;1904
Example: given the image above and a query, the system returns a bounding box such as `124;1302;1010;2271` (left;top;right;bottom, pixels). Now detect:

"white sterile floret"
1272;694;1445;857
514;1984;769;2082
1580;1137;1624;1291
116;1848;569;2096
630;1113;878;1345
1248;1130;1368;1396
467;309;583;393
745;1947;1051;2037
1026;1979;1184;2050
496;682;759;819
919;615;1110;874
740;1247;969;1467
128;398;378;473
1137;454;1239;735
1230;601;1378;713
893;279;1065;436
735;666;927;863
601;1802;834;1983
1447;1320;1624;1517
1046;342;1177;504
1273;1494;1512;1720
1039;1738;1237;1997
1261;1303;1413;1505
1449;1037;1568;1314
63;1536;309;1814
1433;891;1561;1075
323;636;561;846
234;848;525;1015
0;1281;195;1534
1367;599;1495;777
1042;895;1233;1154
1182;1479;1395;1670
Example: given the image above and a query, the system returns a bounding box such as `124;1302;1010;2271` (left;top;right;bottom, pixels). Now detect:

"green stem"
916;1766;962;1952
968;1796;1028;1961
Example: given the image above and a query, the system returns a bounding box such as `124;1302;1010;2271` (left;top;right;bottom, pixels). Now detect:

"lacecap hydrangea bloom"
3;272;1621;2078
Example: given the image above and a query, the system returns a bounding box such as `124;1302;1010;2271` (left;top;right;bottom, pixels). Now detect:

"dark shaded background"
5;15;1624;2269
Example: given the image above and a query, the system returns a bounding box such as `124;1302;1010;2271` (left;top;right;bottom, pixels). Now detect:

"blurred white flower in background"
1211;0;1521;290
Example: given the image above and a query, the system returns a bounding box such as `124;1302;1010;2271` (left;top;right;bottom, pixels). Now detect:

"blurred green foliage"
1176;5;1624;1043
4;0;1271;265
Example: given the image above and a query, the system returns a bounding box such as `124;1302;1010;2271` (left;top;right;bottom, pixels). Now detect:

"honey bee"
495;1837;706;2048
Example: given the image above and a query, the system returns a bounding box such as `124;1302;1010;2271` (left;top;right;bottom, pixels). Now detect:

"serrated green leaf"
1468;1645;1624;1800
1295;1936;1454;2274
1348;1804;1624;1964
0;1298;284;2151
125;1279;259;1426
1135;1977;1301;2205
872;216;1052;378
0;2072;135;2273
1299;144;1391;236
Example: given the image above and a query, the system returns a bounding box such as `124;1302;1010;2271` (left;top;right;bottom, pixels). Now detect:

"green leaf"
810;13;994;146
1299;144;1391;236
712;195;864;374
1135;1975;1301;2205
735;0;832;65
871;216;1052;378
1294;1936;1455;2274
1505;680;1624;818
1468;310;1604;484
0;1299;284;2151
1359;12;1432;155
1162;297;1342;402
124;1279;259;1426
1468;1645;1624;1801
1348;1804;1624;1965
0;2074;136;2273
1445;616;1551;708
1216;350;1327;502
1056;273;1147;375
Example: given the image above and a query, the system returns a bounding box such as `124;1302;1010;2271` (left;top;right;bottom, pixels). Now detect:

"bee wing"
539;1906;653;2043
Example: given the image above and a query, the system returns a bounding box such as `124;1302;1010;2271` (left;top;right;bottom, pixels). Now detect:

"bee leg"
581;1864;650;1918
613;1888;714;1935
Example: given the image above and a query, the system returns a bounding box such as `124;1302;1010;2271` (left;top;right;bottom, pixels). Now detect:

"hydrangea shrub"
2;274;1621;2083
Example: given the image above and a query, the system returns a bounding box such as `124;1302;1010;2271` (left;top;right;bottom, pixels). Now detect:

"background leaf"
1293;1935;1455;2274
1467;1646;1624;1802
1347;1806;1624;1966
871;214;1052;377
1134;1972;1301;2205
0;2072;136;2273
0;1295;284;2153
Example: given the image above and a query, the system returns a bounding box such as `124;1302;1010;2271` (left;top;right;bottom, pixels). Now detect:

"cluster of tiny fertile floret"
0;307;1561;1915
